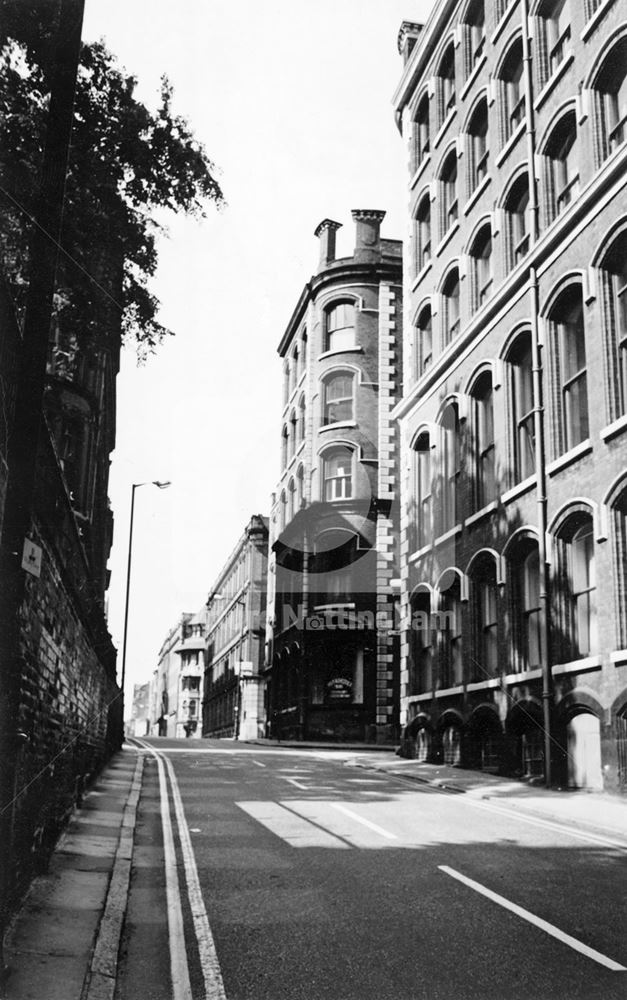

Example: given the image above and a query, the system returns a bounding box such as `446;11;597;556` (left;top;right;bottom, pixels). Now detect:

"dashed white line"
330;803;398;840
252;760;266;768
439;866;626;972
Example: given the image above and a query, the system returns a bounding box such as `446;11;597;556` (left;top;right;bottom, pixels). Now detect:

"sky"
80;0;436;707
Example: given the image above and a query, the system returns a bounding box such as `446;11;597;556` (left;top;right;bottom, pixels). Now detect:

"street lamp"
119;481;171;736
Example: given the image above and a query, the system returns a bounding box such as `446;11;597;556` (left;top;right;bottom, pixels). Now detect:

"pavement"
2;739;626;1000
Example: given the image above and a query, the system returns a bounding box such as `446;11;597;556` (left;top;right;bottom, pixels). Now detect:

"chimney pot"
314;218;342;270
351;209;386;259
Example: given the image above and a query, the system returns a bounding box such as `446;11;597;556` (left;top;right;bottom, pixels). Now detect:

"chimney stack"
314;218;342;270
351;209;386;262
397;21;423;65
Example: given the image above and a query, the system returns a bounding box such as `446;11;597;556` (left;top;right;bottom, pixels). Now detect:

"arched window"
507;331;535;484
536;0;571;85
440;574;463;688
543;111;579;221
287;477;296;522
591;35;627;162
554;513;597;660
469;224;493;309
498;38;525;144
413;193;431;276
323;447;353;501
436;41;456;128
279;490;287;530
414;432;432;549
296;464;305;510
469;556;498;681
609;482;627;648
439;150;458;235
323;372;354;425
461;0;486;79
414;303;433;378
507;536;545;673
466;97;489;194
471;370;495;509
598;228;627;419
289;409;297;458
298;394;306;443
412;92;430;172
300;329;308;373
442;267;461;347
326;302;355;352
283;363;290;406
548;284;588;454
503;172;530;270
281;424;288;468
410;590;432;694
440;402;461;532
292;345;299;389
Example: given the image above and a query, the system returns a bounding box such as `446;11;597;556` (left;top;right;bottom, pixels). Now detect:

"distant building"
154;610;205;738
202;516;269;740
393;4;627;791
264;211;404;743
129;682;151;737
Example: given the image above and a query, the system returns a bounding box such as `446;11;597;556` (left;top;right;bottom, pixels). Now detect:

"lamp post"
119;481;171;738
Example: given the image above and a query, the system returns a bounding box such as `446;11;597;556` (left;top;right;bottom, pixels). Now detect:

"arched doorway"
567;711;603;790
468;707;502;773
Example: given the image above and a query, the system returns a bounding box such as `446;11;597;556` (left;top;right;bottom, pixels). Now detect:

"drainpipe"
522;0;552;787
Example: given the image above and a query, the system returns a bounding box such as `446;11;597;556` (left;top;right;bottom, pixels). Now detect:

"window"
414;433;432;549
440;576;462;687
323;373;354;424
471;558;498;680
291;347;299;391
410;591;432;694
413;194;431;276
440;150;458;234
599;230;627;418
537;0;571;82
283;363;289;406
442;267;460;346
550;285;588;453
323;447;353;501
437;42;456;127
472;371;496;508
592;38;627;162
508;331;535;483
509;541;545;672
326;302;355;352
461;0;486;78
289;409;297;458
287;478;295;522
414;304;433;378
504;173;530;270
499;38;525;143
281;424;288;468
496;0;513;20
296;464;305;510
610;485;627;649
412;92;430;171
467;98;489;194
585;0;602;15
440;402;461;532
570;521;596;656
544;112;579;220
298;395;306;443
469;224;493;309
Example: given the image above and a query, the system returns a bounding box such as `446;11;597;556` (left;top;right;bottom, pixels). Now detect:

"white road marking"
464;797;627;852
252;760;266;767
155;753;193;1000
329;803;398;840
281;776;310;790
439;866;627;972
163;755;228;1000
237;801;349;849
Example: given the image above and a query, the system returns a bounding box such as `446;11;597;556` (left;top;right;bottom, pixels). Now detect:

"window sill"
465;500;498;528
547;439;592;477
433;107;458;151
490;1;519;46
434;524;462;546
552;655;602;676
460;53;488;103
411;259;433;292
581;0;616;42
466;677;500;692
610;649;627;665
495;120;526;169
409;542;432;563
435;220;460;257
318;346;364;361
434;684;464;698
501;475;537;505
463;173;492;216
408;692;433;703
410;154;431;191
601;412;627;442
534;51;574;113
319;420;357;433
505;667;543;684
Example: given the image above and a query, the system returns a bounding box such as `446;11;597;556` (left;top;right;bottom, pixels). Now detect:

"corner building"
265;211;403;743
394;2;627;790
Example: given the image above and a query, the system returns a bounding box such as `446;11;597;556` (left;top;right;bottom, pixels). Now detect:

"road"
116;739;627;1000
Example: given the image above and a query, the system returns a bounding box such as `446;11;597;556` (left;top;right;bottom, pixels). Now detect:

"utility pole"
0;0;85;971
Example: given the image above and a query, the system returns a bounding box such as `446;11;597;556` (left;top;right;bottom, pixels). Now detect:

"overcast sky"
81;0;435;706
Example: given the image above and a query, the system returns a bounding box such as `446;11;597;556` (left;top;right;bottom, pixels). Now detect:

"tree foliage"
0;10;224;357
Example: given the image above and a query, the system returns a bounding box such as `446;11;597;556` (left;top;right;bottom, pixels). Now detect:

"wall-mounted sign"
22;538;42;578
327;676;352;701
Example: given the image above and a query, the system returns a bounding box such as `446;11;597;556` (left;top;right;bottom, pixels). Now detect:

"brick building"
264;211;403;743
393;2;627;790
202;516;268;740
153;610;205;738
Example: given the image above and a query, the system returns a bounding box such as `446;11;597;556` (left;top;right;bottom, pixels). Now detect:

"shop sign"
327;676;352;701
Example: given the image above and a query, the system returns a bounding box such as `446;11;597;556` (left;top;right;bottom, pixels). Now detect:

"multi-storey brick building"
264;211;403;743
393;2;627;791
202;516;268;740
153;610;205;738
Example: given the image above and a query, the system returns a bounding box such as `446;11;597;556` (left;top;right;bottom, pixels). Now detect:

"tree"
0;22;224;358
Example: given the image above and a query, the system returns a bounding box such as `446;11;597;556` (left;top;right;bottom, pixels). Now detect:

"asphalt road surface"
116;739;627;1000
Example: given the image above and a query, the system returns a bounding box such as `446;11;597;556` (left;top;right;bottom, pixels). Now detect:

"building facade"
264;211;403;743
393;2;627;791
153;610;205;738
202;516;268;740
